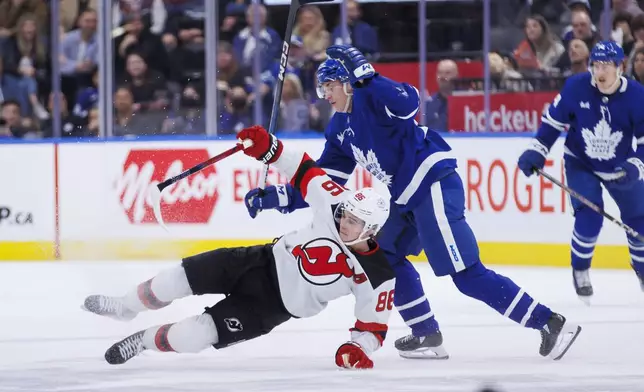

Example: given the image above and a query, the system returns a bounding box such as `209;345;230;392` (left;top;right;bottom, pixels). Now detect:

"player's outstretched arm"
326;44;420;120
238;126;351;213
242;123;357;217
336;265;395;370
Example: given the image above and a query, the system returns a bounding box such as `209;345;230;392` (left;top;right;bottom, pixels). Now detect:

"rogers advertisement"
447;92;557;132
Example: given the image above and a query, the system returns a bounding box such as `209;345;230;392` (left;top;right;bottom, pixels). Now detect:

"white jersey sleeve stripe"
322;168;351;180
385;104;419;120
395;151;456;205
541;111;567;131
637;136;644;145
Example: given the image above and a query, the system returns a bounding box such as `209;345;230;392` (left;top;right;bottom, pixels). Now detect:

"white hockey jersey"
270;147;396;355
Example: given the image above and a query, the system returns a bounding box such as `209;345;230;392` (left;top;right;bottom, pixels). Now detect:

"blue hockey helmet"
316;58;350;98
589;41;625;66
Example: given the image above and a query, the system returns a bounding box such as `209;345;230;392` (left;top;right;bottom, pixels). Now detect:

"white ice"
0;262;643;392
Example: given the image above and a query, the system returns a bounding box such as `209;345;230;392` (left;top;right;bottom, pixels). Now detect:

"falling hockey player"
518;40;644;303
243;44;581;360
83;125;395;369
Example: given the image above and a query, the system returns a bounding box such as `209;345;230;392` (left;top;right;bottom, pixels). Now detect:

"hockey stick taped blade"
149;186;170;233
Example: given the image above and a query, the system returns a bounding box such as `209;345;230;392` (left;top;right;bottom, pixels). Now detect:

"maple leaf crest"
581;118;623;161
350;144;393;186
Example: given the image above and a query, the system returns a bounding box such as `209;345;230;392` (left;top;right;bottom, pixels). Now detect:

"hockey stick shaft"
536;168;644;242
156;142;248;192
259;0;333;189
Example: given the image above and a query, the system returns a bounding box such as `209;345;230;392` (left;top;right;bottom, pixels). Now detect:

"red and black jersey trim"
290;154;327;199
351;320;388;346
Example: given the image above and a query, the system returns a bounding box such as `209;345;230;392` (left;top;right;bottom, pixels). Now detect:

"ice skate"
572;269;593;305
105;330;146;365
82;295;137;321
539;313;581;360
395;331;449;359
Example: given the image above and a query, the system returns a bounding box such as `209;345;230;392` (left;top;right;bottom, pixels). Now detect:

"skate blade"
398;345;449;360
577;294;592;306
549;323;582;361
80;304;136;322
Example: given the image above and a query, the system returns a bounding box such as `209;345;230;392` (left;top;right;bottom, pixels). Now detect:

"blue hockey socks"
392;259;441;336
571;209;603;271
451;262;553;330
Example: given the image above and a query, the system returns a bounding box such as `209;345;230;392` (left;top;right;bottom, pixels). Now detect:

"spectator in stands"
627;14;644;75
279;73;309;133
161;84;206;135
489;52;531;92
0;0;48;38
0;100;35;138
113;86;162;136
631;48;644;83
293;5;330;62
60;8;98;113
113;0;157;32
84;108;100;137
216;40;251;93
218;86;253;135
114;12;168;78
0;13;49;120
602;0;644;27
40;92;87;138
220;0;249;42
513;15;564;75
562;38;590;76
555;10;600;72
166;9;207;85
232;4;281;72
331;0;378;57
162;0;205;50
613;11;635;56
424;59;458;132
561;0;596;43
73;69;98;125
119;52;169;113
569;9;600;50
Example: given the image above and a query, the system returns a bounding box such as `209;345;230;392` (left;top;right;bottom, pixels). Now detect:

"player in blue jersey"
518;41;644;304
244;44;581;360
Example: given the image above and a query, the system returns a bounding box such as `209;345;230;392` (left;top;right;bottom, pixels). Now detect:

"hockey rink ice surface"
1;262;643;392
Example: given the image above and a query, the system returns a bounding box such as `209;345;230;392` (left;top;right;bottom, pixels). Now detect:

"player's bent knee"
574;206;604;236
168;314;218;353
451;261;488;296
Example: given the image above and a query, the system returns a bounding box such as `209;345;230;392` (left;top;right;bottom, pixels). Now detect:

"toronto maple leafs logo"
350;144;393;186
581;114;623;161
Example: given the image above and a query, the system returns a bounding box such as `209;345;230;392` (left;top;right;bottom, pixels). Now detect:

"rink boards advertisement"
0;137;633;268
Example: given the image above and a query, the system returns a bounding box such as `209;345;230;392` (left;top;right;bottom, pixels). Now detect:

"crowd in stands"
1;0;644;138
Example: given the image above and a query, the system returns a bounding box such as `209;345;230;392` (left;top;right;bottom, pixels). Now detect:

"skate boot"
572;268;593;305
82;295;137;321
105;330;146;365
395;331;449;359
539;313;581;360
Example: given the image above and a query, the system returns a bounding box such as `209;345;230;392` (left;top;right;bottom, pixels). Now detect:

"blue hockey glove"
326;44;375;85
518;139;549;177
610;158;644;189
244;184;293;219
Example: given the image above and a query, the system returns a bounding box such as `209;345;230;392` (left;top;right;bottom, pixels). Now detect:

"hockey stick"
258;0;334;190
536;168;644;242
150;140;252;231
